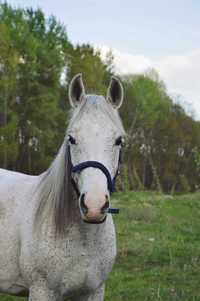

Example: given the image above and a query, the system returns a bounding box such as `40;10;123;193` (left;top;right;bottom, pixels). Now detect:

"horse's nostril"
80;194;88;214
101;200;110;214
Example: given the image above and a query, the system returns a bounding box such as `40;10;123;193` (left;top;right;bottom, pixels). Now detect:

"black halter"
69;146;121;215
72;161;116;193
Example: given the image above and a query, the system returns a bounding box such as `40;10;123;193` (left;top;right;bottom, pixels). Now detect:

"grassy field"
1;191;200;301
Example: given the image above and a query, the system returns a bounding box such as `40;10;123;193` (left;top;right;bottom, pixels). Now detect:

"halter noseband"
72;161;116;193
70;148;120;215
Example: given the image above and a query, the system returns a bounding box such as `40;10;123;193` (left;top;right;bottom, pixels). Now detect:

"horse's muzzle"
82;207;120;224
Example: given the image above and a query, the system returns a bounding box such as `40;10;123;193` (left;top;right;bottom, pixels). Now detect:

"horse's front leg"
72;285;105;301
29;280;61;301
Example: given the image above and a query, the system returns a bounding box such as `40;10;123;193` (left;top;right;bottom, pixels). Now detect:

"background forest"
1;3;200;194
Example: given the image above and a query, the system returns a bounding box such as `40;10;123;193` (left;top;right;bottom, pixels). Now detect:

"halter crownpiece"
71;159;120;215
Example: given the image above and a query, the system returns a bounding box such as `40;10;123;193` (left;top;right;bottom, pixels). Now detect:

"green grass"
1;191;200;300
106;191;200;301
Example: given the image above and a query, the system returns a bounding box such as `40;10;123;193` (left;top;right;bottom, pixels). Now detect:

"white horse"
0;74;125;301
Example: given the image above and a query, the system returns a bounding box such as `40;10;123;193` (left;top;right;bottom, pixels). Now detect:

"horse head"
68;74;125;224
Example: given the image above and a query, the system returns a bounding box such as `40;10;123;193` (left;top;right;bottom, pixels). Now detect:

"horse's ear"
106;76;124;109
68;74;85;108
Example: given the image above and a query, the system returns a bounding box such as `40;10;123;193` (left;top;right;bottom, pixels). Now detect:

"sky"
6;0;200;119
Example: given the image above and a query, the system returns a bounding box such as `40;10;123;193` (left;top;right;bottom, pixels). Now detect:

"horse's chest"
60;240;114;295
60;252;103;295
21;222;116;296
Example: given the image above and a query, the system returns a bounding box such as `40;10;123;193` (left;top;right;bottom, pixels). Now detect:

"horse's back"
0;168;36;184
0;168;38;200
0;167;38;228
0;167;36;238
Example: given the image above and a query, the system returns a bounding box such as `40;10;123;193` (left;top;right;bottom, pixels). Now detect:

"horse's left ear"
68;73;85;108
106;76;124;109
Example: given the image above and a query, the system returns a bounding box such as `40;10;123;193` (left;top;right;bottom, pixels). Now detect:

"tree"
1;3;200;193
0;4;72;173
0;18;19;168
120;73;200;193
67;44;111;95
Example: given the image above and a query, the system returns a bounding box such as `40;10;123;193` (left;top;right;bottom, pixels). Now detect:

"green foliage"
0;3;72;173
120;73;200;193
67;44;110;95
0;3;112;174
193;148;200;171
0;3;200;192
178;174;190;194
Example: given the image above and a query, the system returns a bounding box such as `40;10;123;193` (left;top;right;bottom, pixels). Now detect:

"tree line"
0;3;200;193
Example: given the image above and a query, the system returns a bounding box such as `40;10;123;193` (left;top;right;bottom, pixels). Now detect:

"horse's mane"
34;96;125;236
34;138;76;236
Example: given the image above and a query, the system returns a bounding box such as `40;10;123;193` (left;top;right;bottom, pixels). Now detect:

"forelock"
68;94;125;135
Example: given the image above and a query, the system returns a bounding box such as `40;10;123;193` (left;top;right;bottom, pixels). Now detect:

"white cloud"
97;45;200;120
156;50;200;119
98;45;152;74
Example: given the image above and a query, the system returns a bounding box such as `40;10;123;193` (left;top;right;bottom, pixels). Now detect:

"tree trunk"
132;164;144;190
16;122;31;173
3;97;7;168
149;154;163;193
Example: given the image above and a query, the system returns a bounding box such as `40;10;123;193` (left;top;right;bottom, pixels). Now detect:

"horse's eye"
68;135;76;145
115;136;125;146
